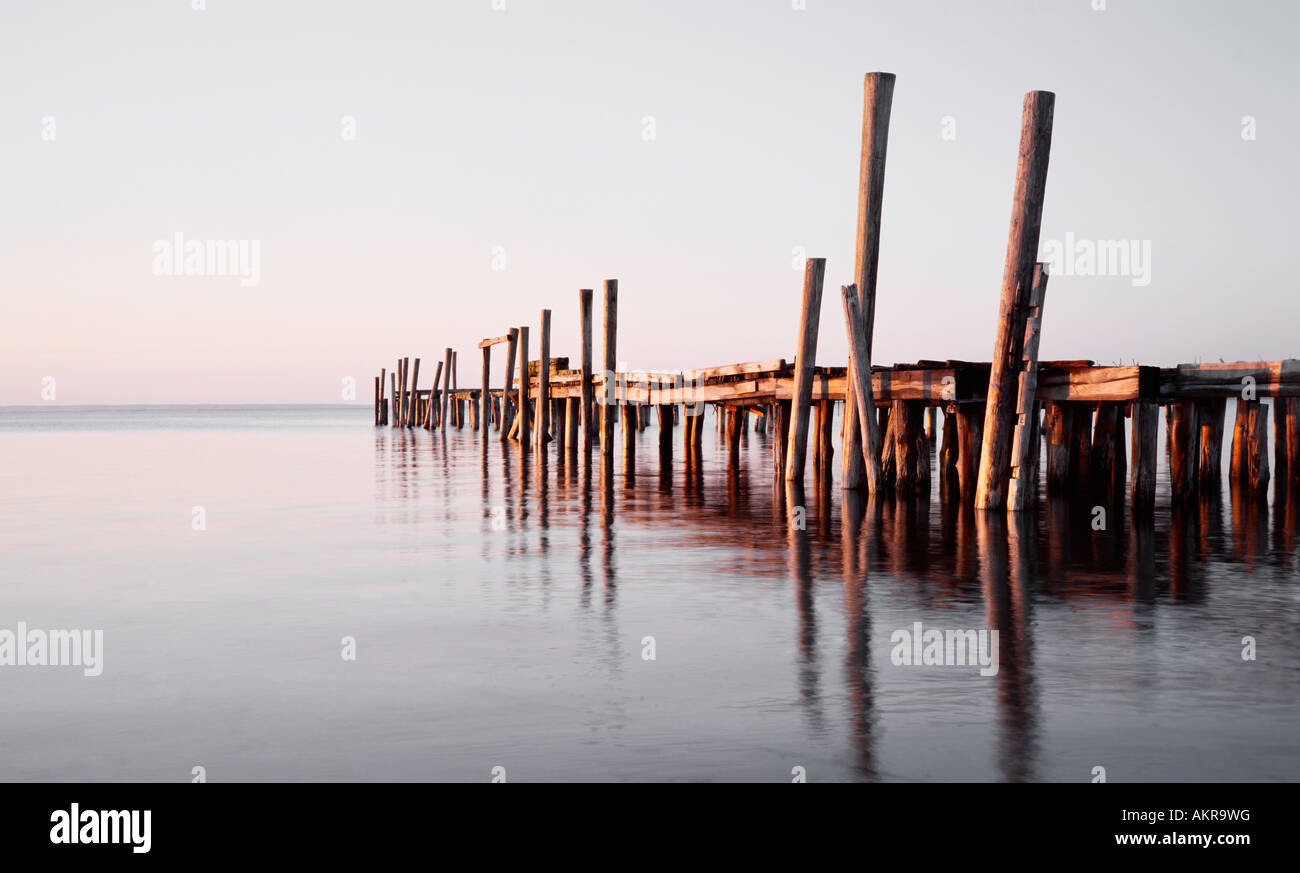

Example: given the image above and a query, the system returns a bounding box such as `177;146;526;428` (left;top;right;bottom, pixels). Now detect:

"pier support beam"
975;90;1055;509
1197;398;1226;489
784;258;826;484
481;346;491;434
1169;400;1199;503
1130;400;1159;511
956;402;985;502
442;348;453;431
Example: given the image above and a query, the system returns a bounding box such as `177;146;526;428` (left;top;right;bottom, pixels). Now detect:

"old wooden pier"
372;74;1299;514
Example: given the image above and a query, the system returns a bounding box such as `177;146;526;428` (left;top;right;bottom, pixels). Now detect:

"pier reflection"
373;414;1299;782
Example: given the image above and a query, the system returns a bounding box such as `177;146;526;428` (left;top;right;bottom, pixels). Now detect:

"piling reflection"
372;416;1299;781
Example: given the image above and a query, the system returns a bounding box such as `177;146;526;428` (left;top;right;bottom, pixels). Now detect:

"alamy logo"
50;804;150;854
889;621;999;677
151;232;261;287
0;622;104;676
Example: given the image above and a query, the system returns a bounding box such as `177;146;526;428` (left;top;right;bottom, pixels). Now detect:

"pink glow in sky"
3;0;1296;405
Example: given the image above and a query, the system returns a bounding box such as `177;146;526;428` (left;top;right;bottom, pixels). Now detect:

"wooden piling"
429;360;443;430
408;359;420;428
1197;398;1226;489
566;397;580;455
1130;400;1159;510
957;403;985;502
1246;400;1270;496
893;400;923;491
373;375;382;426
939;409;959;498
441;348;453;431
840;283;883;493
1169;401;1199;503
500;331;518;441
481;346;491;434
398;357;408;427
1070;406;1092;488
1089;404;1124;503
843;71;896;492
538;308;551;455
621;402;636;479
975;90;1055;509
784;257;826;483
602;280;618;470
579;289;595;452
390;372;397;429
1007;264;1049;511
517;327;530;462
1277;397;1298;485
657;404;673;465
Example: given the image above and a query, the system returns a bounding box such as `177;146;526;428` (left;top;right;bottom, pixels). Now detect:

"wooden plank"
477;335;511;349
680;359;787;382
1161;360;1300;398
976;90;1054;510
784;258;826;483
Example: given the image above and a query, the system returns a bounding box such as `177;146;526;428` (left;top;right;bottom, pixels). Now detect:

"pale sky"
3;0;1297;404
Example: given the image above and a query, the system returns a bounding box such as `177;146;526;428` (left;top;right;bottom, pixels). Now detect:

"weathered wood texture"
843;71;895;491
785;258;826;483
1008;264;1049;511
976;90;1054;510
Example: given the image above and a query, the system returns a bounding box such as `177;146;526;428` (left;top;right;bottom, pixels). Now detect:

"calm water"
1;404;1297;782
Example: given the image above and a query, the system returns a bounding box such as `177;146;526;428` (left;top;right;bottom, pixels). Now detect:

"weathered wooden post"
1089;404;1124;503
517;327;530;463
1197;398;1226;488
1130;400;1159;510
785;258;826;483
1247;400;1270;496
374;375;382;425
602;280;618;470
1284;397;1300;486
843;72;896;492
657;401;673;466
1044;403;1072;492
566;397;580;456
390;372;397;428
975;90;1055;510
408;359;420;428
840;284;883;493
441;348;453;431
538;308;551;456
893;400;923;491
621;401;636;480
956;403;984;501
500;330;518;441
579;289;595;452
398;358;409;427
939;410;959;499
429;360;443;429
1169;401;1199;503
481;345;491;435
1007;264;1049;511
